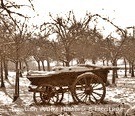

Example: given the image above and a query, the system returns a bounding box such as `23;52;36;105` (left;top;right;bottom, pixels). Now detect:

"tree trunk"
129;62;131;73
41;60;45;71
19;61;23;77
112;59;118;84
124;58;127;77
46;58;50;71
62;61;65;66
13;61;20;102
65;47;71;67
3;58;8;80
0;56;5;88
107;60;109;66
13;43;20;102
92;59;96;64
131;61;134;77
24;60;29;72
78;57;85;64
102;59;105;66
65;61;70;67
37;60;41;71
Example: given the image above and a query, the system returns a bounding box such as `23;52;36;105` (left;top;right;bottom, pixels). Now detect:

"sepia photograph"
0;0;135;116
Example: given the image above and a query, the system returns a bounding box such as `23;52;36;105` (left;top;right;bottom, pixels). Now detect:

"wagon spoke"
76;92;85;99
82;94;88;102
84;77;93;87
51;99;55;103
50;94;59;104
93;87;103;90
93;91;102;97
76;92;84;96
84;77;89;86
50;95;58;103
89;77;93;84
92;83;99;88
91;93;98;102
88;95;92;102
88;95;95;103
80;94;87;100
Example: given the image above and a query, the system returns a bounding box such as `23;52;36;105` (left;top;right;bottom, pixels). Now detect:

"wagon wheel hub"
42;93;50;100
42;88;56;100
85;86;93;95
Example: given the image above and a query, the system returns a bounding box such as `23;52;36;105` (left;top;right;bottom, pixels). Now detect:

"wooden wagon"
27;64;118;105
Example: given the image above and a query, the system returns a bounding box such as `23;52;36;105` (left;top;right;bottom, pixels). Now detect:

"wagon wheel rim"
72;73;106;104
40;84;59;105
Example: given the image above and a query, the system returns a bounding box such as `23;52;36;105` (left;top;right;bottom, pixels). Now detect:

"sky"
31;0;135;26
16;0;135;37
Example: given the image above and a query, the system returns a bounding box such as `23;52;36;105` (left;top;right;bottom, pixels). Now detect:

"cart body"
27;64;118;105
27;65;110;86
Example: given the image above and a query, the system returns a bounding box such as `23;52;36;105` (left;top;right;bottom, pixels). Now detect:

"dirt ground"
0;70;135;116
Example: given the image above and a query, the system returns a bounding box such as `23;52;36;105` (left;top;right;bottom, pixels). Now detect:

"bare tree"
0;0;34;101
9;20;34;101
72;26;103;64
47;11;97;66
32;39;53;71
121;37;135;77
30;24;53;71
89;14;128;84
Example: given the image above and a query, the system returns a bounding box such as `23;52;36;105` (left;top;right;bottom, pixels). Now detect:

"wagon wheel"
33;84;59;105
40;84;59;104
72;72;106;104
33;85;47;105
